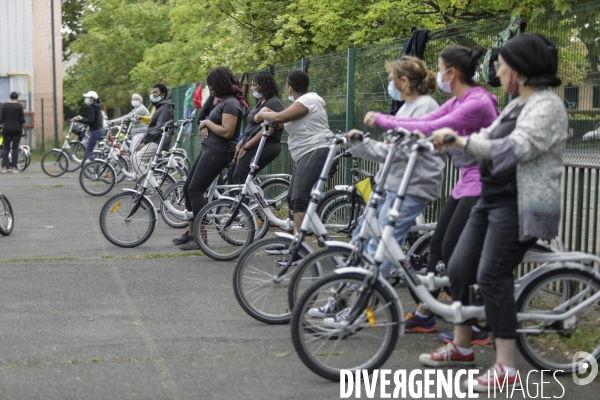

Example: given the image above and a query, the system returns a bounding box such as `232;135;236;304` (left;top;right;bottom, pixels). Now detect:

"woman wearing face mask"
254;70;333;234
227;71;284;184
108;93;150;154
364;45;499;337
425;33;567;392
73;91;105;157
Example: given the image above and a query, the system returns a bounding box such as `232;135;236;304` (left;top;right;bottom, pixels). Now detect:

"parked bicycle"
41;120;91;176
0;191;14;236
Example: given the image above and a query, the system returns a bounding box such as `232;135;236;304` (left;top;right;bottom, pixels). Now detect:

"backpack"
192;82;203;109
482;16;526;87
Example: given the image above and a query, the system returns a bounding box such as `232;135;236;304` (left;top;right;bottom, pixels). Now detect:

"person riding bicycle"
131;84;174;176
254;70;333;234
73;91;105;159
0;92;26;173
365;45;499;337
227;71;284;184
421;33;567;392
108;93;150;155
173;67;249;250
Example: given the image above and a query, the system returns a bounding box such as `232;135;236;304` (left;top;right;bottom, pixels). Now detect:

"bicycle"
232;130;369;324
41;120;91;176
0;191;14;236
0;125;32;172
99;120;198;248
290;134;600;381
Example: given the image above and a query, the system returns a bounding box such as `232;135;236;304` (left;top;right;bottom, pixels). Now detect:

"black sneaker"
173;232;194;245
180;240;201;250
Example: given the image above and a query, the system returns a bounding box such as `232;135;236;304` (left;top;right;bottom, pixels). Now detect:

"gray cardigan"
465;87;568;241
351;138;446;204
112;104;150;137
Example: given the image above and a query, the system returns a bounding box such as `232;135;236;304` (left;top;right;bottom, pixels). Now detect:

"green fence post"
345;48;355;185
575;168;585;250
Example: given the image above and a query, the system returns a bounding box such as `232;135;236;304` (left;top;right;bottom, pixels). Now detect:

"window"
593;86;600;109
564;85;579;110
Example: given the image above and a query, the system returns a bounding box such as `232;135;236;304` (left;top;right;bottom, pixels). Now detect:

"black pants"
447;196;535;338
425;195;480;297
227;142;281;184
183;146;234;219
2;131;22;169
288;147;329;213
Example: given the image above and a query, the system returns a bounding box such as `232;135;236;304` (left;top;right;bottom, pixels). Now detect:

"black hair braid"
253;71;279;100
207;66;249;111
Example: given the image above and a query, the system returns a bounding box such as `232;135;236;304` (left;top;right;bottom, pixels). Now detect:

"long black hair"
253;71;279;100
206;66;249;111
440;45;485;86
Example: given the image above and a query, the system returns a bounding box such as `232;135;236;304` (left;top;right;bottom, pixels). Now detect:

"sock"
501;364;517;377
415;310;428;318
455;345;473;356
472;326;481;333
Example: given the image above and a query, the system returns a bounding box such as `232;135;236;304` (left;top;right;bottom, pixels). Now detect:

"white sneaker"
323;307;352;328
308;297;342;317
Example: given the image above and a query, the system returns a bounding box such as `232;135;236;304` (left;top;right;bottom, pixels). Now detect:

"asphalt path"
0;165;597;399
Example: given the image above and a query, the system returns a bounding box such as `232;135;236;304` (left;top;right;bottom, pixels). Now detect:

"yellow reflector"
355;177;373;204
111;203;121;213
257;219;262;227
365;305;376;330
107;173;111;179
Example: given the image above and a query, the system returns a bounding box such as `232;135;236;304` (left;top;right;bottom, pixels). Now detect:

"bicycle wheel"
288;245;360;310
317;189;347;216
160;181;188;228
322;197;365;239
233;236;312;324
79;160;116;196
112;154;129;184
67;142;87;172
252;205;270;240
0;194;14;236
516;267;600;374
17;150;27;171
291;271;400;381
194;198;256;261
41;150;69;177
260;178;290;212
100;192;156;248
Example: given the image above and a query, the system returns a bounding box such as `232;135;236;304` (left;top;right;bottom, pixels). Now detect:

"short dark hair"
153;83;168;95
440;45;485;86
9;92;18;100
253;71;279;100
286;70;309;93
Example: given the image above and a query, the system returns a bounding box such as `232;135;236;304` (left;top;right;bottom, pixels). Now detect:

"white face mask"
84;98;91;105
436;69;453;93
131;100;141;108
252;90;261;99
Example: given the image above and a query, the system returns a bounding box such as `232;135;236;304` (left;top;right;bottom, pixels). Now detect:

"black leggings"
183;146;234;219
448;196;535;338
425;195;480;296
227;141;281;184
1;131;22;169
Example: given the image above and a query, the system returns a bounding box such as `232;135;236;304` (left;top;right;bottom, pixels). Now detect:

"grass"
0;252;204;264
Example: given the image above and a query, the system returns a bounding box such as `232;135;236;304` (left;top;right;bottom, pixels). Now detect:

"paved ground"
0;165;597;399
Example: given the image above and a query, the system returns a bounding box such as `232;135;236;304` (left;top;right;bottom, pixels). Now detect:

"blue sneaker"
404;310;437;333
439;328;490;345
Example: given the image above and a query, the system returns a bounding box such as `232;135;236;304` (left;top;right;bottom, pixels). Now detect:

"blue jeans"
352;191;426;278
84;128;106;159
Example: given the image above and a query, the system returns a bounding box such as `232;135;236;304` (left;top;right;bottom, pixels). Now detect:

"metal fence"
167;1;600;252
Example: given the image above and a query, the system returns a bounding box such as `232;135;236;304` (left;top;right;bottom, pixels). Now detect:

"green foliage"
64;0;592;114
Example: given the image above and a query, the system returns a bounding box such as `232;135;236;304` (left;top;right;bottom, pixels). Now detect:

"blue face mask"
149;94;162;103
387;81;401;101
288;94;295;102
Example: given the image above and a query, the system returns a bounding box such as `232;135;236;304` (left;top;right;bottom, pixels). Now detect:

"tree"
62;0;87;61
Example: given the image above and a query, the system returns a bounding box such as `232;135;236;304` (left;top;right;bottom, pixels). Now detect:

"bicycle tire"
194;198;256;261
516;267;600;374
260;178;290;210
322;197;365;238
79;160;116;196
316;189;349;217
41;150;69;177
288;245;357;310
0;194;14;236
291;271;400;381
233;236;312;324
160;181;188;228
100;192;156;248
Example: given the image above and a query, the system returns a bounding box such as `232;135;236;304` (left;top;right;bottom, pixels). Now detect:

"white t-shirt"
284;92;332;162
395;95;439;118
